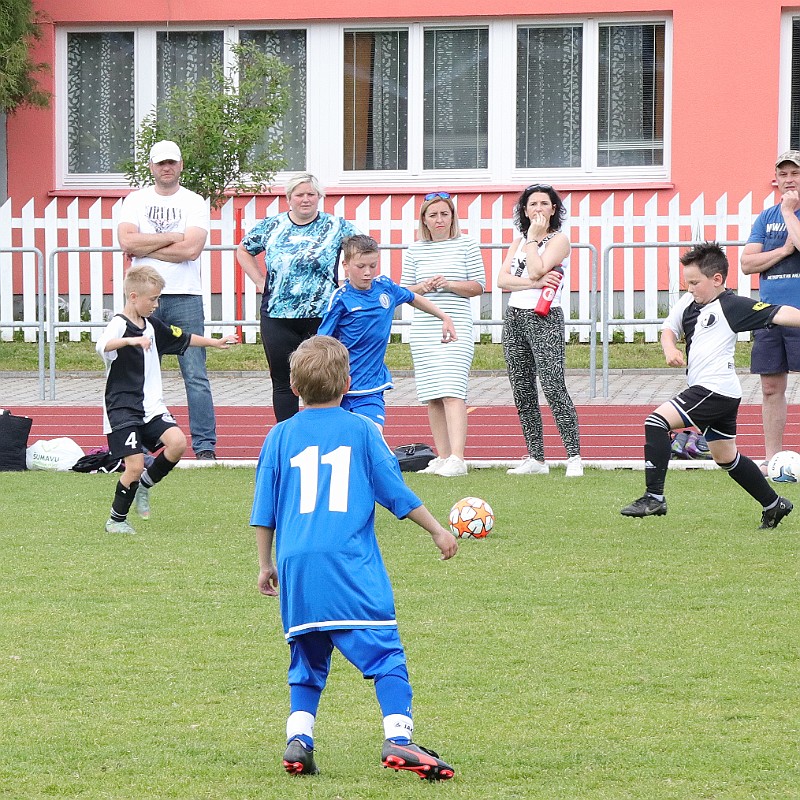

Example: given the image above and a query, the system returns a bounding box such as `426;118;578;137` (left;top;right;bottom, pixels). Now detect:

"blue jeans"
153;294;216;454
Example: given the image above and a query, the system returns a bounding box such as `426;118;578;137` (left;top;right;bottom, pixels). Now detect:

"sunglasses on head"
526;184;553;192
424;192;451;201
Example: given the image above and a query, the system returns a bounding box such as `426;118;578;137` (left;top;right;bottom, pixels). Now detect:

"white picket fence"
0;190;776;348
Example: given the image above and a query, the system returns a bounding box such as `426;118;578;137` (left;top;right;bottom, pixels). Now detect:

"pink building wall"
9;0;786;208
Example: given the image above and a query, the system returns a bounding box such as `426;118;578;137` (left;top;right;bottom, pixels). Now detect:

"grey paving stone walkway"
4;368;800;408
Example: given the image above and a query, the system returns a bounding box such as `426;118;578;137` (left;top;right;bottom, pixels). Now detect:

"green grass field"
0;338;757;373
1;467;798;799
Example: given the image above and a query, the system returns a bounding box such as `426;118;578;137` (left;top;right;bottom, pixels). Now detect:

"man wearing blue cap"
742;152;800;473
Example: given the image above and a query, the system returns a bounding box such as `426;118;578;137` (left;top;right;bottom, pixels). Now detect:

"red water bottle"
534;267;563;316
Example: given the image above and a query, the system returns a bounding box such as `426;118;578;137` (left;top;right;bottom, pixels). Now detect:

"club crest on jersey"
752;301;770;311
170;324;183;337
700;312;717;328
380;293;391;309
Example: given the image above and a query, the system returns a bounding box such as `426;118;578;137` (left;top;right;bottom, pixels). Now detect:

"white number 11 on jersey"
290;445;351;513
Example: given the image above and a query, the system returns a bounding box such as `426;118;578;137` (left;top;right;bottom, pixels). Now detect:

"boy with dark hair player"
621;241;800;528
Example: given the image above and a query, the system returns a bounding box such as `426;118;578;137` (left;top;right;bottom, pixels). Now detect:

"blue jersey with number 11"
250;406;421;640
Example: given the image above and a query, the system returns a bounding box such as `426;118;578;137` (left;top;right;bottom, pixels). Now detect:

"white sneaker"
134;485;151;519
507;457;549;475
419;456;444;474
105;518;136;535
565;456;584;477
435;455;468;477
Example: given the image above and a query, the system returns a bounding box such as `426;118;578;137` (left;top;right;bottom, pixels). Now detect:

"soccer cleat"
620;494;667;517
759;496;793;529
507;457;549;475
381;740;454;781
565;455;584;477
282;738;319;776
105;518;136;535
419;456;444;474
435;455;468;477
670;430;690;459
134;485;151;519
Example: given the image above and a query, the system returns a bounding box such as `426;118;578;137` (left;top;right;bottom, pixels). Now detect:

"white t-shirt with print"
118;186;209;295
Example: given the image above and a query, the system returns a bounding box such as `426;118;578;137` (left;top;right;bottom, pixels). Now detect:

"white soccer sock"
286;711;315;742
383;714;413;741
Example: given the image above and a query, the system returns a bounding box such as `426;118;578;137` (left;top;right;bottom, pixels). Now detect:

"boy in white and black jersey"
621;241;800;528
97;266;238;534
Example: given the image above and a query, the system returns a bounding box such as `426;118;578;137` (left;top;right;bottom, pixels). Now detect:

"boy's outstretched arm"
409;295;458;342
661;328;685;367
405;505;458;560
772;305;800;327
188;333;240;349
255;525;279;596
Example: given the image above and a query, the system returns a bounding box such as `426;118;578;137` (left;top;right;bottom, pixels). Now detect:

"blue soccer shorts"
341;393;386;426
288;627;408;690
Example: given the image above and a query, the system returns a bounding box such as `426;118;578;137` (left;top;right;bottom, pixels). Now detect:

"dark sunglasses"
526;184;553;192
424;192;451;201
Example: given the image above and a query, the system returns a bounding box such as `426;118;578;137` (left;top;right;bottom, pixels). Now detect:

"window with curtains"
790;18;800;149
156;31;224;117
66;32;135;174
517;21;665;170
58;17;670;187
516;26;583;169
424;27;489;170
597;23;665;166
343;30;408;171
241;29;307;171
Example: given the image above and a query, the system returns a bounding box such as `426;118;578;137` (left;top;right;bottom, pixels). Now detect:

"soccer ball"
449;497;495;539
767;450;800;483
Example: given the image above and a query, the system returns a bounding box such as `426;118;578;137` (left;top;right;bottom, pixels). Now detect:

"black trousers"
260;315;322;422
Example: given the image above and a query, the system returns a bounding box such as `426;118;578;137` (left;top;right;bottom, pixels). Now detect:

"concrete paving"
4;368;800;409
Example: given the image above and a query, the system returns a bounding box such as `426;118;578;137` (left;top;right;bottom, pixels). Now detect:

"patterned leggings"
502;305;581;460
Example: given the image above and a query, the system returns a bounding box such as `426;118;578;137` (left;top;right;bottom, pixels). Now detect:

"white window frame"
778;11;796;152
55;23;307;190
508;14;672;185
55;15;671;191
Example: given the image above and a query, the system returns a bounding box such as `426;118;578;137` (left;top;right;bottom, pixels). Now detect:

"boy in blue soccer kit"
97;265;237;534
251;335;458;780
318;234;457;428
621;242;800;528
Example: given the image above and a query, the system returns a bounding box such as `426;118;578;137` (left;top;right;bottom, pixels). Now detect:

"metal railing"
1;246;46;399
601;240;748;396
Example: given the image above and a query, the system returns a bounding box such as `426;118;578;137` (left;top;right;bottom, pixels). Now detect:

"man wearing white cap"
741;151;800;471
117;141;218;460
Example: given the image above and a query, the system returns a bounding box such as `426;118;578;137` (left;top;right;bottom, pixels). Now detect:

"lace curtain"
157;31;224;119
67;33;135;173
343;30;408;170
240;30;307;171
423;28;489;170
597;24;664;167
516;26;582;169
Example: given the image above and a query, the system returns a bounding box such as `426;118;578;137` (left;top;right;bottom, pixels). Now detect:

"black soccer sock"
718;452;778;507
110;479;139;522
644;413;672;496
140;451;179;488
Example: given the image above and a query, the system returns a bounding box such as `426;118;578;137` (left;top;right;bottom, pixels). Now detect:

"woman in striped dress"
400;193;485;477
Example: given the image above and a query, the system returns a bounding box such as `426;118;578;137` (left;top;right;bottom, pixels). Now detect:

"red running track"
7;404;791;462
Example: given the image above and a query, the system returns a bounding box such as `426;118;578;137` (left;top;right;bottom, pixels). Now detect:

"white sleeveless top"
507;235;567;311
